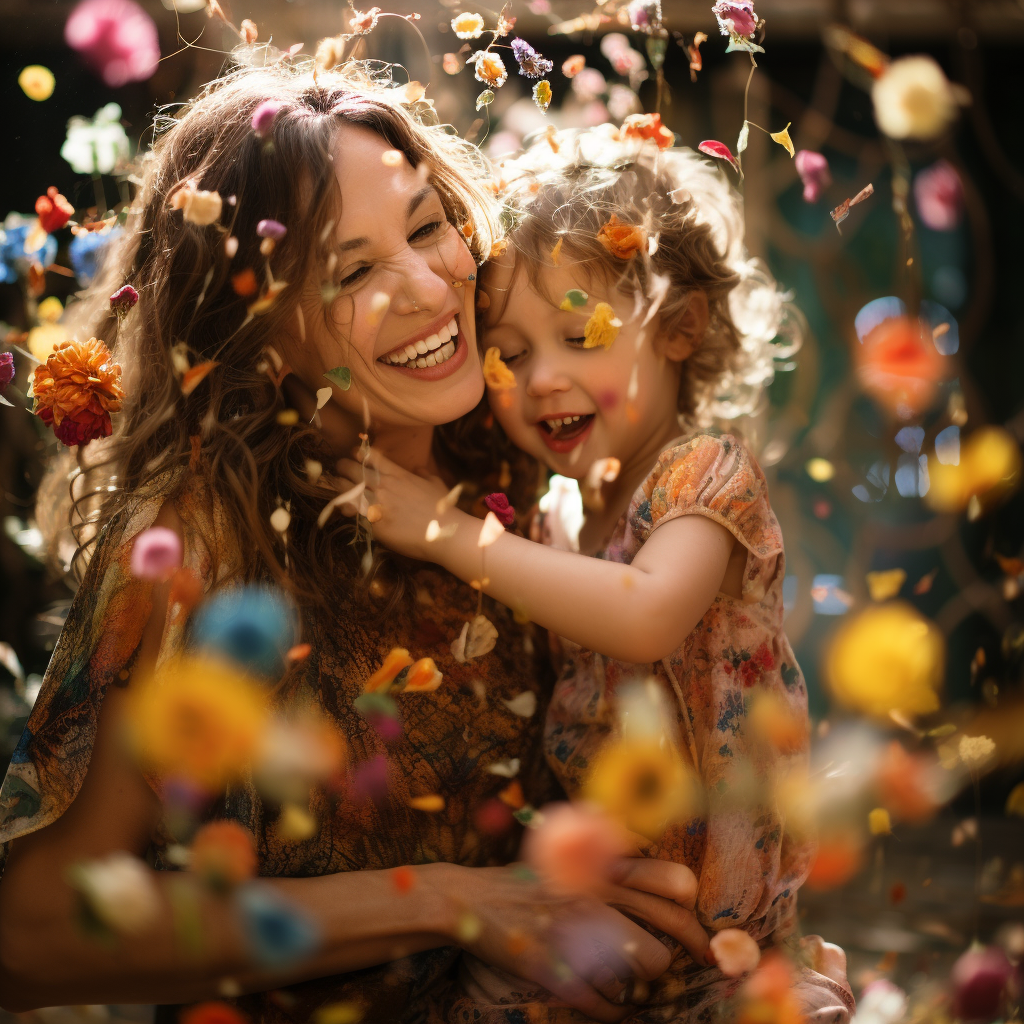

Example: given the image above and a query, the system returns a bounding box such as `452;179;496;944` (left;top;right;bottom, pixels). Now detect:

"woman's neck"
371;422;440;476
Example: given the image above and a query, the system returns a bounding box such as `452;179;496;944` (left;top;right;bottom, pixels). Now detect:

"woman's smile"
376;312;467;379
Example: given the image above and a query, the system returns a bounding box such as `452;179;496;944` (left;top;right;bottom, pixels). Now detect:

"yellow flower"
452;12;485;39
27;322;68;362
868;807;892;836
824;602;944;719
769;123;795;158
18;65;55;102
37;296;63;322
583;736;699;840
583;302;621;350
865;568;906;601
483;347;516;389
872;55;962;141
472;51;508;88
927;426;1021;515
126;656;269;791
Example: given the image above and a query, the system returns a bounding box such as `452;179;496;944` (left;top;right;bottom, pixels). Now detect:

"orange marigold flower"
191;820;257;890
621;112;674;150
596;214;647;260
32;336;124;447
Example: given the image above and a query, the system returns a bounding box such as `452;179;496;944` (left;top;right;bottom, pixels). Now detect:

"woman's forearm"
0;857;458;1010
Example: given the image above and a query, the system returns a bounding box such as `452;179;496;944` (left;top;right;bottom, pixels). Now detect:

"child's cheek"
597;389;620;412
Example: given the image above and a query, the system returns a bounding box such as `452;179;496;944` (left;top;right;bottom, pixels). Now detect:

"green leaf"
323;366;351;390
475;90;495;111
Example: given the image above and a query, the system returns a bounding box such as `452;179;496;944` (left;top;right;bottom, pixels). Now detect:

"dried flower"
64;0;160;87
451;12;485;39
170;181;223;227
583;302;622;350
109;283;139;319
872;55;962;141
562;54;585;78
484;492;515;526
825;602;944;719
0;352;14;394
512;38;553;78
621;112;673;149
626;0;662;33
18;65;55;101
913;160;962;231
238;18;257;42
472;51;508;89
794;150;831;202
769;122;794;158
257;219;287;240
709;928;761;977
67;852;161;935
483;347;517;389
597;215;646;259
32;336;124;447
131;526;183;581
698;139;740;173
35;187;74;233
349;7;380;34
533;80;552;112
191;821;257;890
713;1;763;53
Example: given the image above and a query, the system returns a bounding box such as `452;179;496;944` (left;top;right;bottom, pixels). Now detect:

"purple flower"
131;526;183;581
913;160;962;231
256;219;287;240
64;0;159;87
511;38;553;79
109;283;139;318
713;1;756;38
0;352;13;394
951;946;1014;1023
794;150;831;203
252;99;285;137
484;492;515;527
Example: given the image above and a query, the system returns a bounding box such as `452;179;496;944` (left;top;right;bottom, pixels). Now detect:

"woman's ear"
658;290;710;362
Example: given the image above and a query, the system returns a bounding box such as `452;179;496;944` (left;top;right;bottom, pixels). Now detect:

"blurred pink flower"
913;160;963;231
795;150;831;203
131;526;183;581
64;0;159;88
713;1;756;38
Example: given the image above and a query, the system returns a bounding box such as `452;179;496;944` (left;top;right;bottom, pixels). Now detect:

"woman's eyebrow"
336;185;438;254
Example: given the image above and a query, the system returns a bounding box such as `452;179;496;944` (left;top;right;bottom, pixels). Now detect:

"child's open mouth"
536;413;595;454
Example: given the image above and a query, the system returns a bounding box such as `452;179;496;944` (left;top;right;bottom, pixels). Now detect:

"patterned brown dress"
0;471;558;1023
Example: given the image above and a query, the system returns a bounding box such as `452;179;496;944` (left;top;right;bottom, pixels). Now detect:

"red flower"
621;113;674;150
484;492;515;526
180;1003;249;1024
35;187;74;233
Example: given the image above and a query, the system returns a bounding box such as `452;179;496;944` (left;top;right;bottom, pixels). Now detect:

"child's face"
481;259;684;479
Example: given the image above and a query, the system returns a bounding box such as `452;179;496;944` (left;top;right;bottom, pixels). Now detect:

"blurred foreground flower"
794;150;831;202
236;882;320;967
127;656;269;790
19;65;56;101
64;0;159;87
710;928;760;977
951;945;1015;1023
825;602;944;719
254;713;347;803
927;426;1021;515
191;820;257;891
36;187;74;233
61;102;130;174
855;315;945;419
1;215;57;284
871;55;965;141
68;851;161;935
914;160;963;231
70;225;124;285
621;112;674;149
522;802;631;895
32;336;124;447
131;526;183;581
736;951;803;1024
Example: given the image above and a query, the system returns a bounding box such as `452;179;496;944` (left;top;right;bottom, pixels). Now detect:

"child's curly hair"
489;125;803;424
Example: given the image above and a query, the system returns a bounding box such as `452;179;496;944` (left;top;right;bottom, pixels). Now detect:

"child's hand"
334;448;458;562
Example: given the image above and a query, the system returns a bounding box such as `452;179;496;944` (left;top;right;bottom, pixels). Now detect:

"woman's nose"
390;248;450;316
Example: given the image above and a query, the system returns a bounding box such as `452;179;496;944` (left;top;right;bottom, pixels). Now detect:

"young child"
348;125;854;1022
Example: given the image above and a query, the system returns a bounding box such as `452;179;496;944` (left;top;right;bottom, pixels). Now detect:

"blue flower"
511;38;553;78
236;883;320;967
69;228;123;286
191;584;299;680
0;220;57;284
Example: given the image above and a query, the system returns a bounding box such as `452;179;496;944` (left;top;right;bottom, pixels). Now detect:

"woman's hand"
430;857;710;1024
333;449;461;562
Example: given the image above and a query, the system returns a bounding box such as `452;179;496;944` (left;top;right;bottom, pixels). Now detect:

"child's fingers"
335;458;365;482
609;858;697;911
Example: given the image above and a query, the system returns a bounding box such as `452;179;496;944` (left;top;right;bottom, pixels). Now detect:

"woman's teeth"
545;415;583;432
382;318;459;368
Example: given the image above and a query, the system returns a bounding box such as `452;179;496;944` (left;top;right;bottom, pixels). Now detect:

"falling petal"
502;691;537;717
323;366;352;390
698;139;740;173
181;360;218;397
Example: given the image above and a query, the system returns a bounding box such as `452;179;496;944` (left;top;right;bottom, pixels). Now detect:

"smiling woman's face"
287;122;485;440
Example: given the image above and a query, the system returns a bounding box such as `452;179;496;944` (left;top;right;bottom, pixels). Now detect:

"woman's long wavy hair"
50;60;502;609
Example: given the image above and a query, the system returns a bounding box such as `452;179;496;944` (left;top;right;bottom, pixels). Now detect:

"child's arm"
336;451;735;664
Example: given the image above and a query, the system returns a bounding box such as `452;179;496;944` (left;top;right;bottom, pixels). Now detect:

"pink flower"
64;0;159;88
109;284;139;317
794;150;831;203
251;100;285;137
484;492;515;527
0;352;13;393
698;139;740;174
256;219;287;240
951;946;1014;1023
913;160;962;231
713;1;756;38
131;527;183;581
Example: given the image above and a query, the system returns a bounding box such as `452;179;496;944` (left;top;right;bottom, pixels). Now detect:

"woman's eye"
410;220;444;242
339;265;370;287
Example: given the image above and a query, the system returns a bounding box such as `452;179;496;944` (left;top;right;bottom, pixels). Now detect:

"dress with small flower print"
442;433;856;1024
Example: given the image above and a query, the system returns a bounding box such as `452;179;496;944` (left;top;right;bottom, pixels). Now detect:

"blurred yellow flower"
825;602;944;719
37;296;64;322
19;65;55;101
583;736;698;839
127;656;269;790
872;55;962;141
28;322;68;362
865;568;906;601
868;807;892;835
928;426;1021;515
958;734;995;770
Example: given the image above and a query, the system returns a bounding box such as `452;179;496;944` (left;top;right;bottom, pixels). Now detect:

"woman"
0;63;710;1022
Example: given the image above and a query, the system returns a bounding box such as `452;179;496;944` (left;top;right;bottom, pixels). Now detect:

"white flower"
61;103;131;175
69;852;161;935
872;56;963;141
853;980;907;1024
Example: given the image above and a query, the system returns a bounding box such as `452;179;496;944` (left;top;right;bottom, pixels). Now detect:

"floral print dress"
0;470;559;1024
445;433;856;1024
